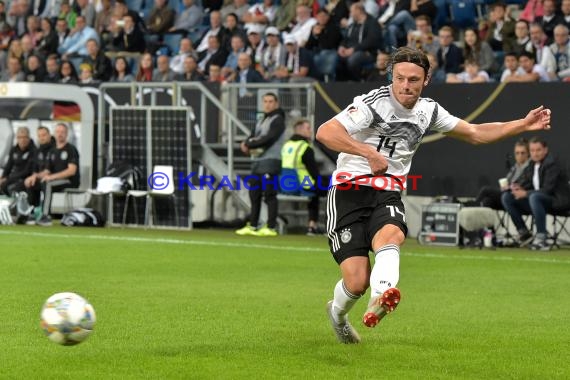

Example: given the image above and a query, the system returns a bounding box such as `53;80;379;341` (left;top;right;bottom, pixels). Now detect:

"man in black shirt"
25;126;55;207
35;123;80;226
0;127;36;196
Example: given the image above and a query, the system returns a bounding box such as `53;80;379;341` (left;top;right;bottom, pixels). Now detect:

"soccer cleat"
326;300;361;344
362;288;401;328
253;225;278;237
530;239;551;251
235;223;257;236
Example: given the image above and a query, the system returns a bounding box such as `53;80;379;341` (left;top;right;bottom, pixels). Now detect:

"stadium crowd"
0;0;569;84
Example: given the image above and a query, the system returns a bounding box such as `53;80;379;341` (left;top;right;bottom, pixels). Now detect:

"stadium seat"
448;0;479;30
122;165;179;227
549;209;570;249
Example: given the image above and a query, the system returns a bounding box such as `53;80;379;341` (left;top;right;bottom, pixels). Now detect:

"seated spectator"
378;0;416;51
446;59;490;83
170;37;197;74
535;0;562;45
82;38;111;81
482;2;516;53
55;17;69;47
436;26;463;75
562;0;570;30
273;0;296;32
135;52;154;81
57;15;99;59
43;54;60;82
476;138;530;210
221;34;246;80
501;137;570;250
169;0;203;35
280;119;325;236
503;51;550;82
242;0;277;33
286;4;316;47
146;0;176;35
244;25;266;72
220;0;249;23
512;20;533;56
207;63;224;82
0;56;25;81
24;53;45;82
24;126;54;209
153;54;175;81
95;0;114;46
305;8;341;82
20;34;35;66
176;55;204;81
58;0;77;30
542;24;570;81
226;52;265;95
112;0;146;34
500;52;519;82
260;26;286;82
110;56;134;82
78;62;98;84
75;0;95;27
427;52;445;83
336;2;382;81
220;12;247;52
463;27;498;75
0;126;36;196
274;35;312;82
195;11;223;54
111;14;146;54
34;122;80;226
197;34;228;75
58;59;78;83
407;15;439;57
35;17;58;58
528;22;550;68
366;51;390;83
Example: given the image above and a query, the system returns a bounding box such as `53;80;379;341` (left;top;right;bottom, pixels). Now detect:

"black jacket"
516;153;570;211
341;15;383;54
289;134;320;181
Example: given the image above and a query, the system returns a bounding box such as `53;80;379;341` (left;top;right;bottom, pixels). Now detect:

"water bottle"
483;229;494;248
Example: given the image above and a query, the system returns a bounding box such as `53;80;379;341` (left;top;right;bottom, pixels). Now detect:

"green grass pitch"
1;225;569;379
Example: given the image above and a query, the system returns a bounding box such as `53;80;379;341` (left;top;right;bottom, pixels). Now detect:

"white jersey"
332;85;459;190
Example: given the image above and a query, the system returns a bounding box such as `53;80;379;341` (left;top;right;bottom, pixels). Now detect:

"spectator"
112;0;146;34
327;0;350;29
57;15;99;59
483;2;516;53
226;52;265;95
500;52;519;82
24;15;41;46
197;34;228;75
0;56;25;81
43;53;60;82
20;34;35;67
273;0;296;31
24;125;54;210
336;2;383;81
0;126;36;196
35;17;58;58
436;26;463;75
152;54;175;81
280;119;325;236
82;38;111;81
260;26;286;81
75;0;95;27
378;0;416;51
110;55;134;82
542;24;570;81
274;35;312;82
176;55;204;81
535;0;563;45
242;0;277;33
501;137;570;250
146;0;175;35
169;37;197;74
35;122;80;226
95;0;114;43
220;0;249;23
58;58;77;83
78;61;98;83
504;51;550;82
24;53;45;81
8;0;29;37
446;59;490;83
220;12;247;51
407;15;439;56
55;17;69;47
562;0;570;30
529;22;550;67
244;25;265;72
475;138;530;210
135;52;154;81
463;27;498;75
235;92;286;237
221;33;246;79
366;51;390;83
195;10;223;53
286;4;316;47
207;63;224;82
58;0;77;29
512;19;533;56
111;14;146;54
305;8;341;82
427;52;445;83
169;0;203;35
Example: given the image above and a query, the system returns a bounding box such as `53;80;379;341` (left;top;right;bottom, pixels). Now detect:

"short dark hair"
529;136;547;147
263;92;278;102
390;47;430;78
37;125;50;134
294;119;310;129
518;51;535;61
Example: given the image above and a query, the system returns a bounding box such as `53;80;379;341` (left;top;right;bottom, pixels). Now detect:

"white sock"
331;279;361;323
369;244;400;298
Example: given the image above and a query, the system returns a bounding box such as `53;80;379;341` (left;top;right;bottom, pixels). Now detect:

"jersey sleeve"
68;146;80;166
429;103;460;133
333;94;375;135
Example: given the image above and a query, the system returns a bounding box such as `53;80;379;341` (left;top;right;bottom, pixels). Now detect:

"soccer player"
316;46;552;344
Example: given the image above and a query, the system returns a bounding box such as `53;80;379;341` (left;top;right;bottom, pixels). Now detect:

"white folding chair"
122;165;179;227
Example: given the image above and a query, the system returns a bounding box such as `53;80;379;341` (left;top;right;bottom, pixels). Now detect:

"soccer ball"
40;292;96;346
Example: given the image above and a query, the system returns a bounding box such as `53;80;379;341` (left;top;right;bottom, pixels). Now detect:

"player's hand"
524;105;551;131
367;151;389;176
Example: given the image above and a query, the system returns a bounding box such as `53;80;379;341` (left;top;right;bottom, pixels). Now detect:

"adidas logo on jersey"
390;115;398;121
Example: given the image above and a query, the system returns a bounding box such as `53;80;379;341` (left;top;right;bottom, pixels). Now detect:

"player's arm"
445;105;551;145
316;118;388;175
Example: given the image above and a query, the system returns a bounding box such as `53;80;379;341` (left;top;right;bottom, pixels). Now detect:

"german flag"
53;101;81;121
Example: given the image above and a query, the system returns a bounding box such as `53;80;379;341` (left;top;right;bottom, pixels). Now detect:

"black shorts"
326;185;408;264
